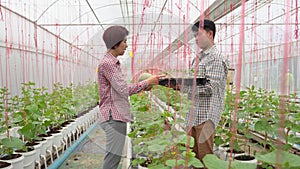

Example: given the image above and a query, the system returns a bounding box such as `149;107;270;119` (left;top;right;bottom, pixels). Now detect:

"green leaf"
149;164;169;169
255;149;300;168
203;154;256;169
165;159;186;167
182;150;196;158
25;104;39;114
1;137;24;150
231;161;257;169
292;125;300;132
254;120;269;132
188;157;204;168
18;123;36;140
138;106;149;112
244;133;254;139
166;159;177;167
132;158;146;166
148;144;165;152
203;154;228;169
177;134;194;147
214;136;225;147
127;130;137;138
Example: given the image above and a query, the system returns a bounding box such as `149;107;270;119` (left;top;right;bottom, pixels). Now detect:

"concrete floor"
58;123;124;169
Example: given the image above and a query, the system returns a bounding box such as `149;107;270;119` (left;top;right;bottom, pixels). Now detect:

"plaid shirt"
184;45;229;128
97;52;148;123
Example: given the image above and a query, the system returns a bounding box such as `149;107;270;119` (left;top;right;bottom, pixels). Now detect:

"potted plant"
12;82;53;164
13;82;48;142
233;86;261;163
253;88;279;151
215;87;235;159
282;93;300;151
129;93;203;169
130;111;203;169
0;87;25;169
203;154;257;169
0;137;25;169
215;86;244;161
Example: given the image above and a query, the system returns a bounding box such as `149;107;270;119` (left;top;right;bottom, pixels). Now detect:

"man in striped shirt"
98;26;160;169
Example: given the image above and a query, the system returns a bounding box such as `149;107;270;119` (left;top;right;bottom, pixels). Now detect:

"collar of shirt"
191;45;218;66
200;45;220;60
106;52;120;65
201;45;216;55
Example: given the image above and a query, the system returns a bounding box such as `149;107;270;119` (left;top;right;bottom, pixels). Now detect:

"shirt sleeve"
102;61;148;96
128;80;148;96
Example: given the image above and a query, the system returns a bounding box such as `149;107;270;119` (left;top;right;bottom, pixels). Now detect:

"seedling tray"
158;77;208;86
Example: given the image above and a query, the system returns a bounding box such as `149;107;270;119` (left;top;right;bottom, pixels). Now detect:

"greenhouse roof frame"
0;0;299;77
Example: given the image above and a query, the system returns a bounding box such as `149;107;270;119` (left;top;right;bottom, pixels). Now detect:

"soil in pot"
234;155;255;161
49;126;63;132
48;130;61;135
25;141;39;147
61;119;75;127
226;149;245;154
38;133;52;138
15;147;34;153
0;154;22;161
0;161;11;168
221;144;230;148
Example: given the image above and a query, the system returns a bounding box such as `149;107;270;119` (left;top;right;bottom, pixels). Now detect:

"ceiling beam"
119;0;126;29
38;22;297;27
85;0;105;30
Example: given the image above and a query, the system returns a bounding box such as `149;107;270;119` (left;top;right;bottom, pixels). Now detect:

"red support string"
229;0;246;168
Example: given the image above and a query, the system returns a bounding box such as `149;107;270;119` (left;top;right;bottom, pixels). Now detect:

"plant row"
0;81;99;158
218;86;300;151
128;86;258;169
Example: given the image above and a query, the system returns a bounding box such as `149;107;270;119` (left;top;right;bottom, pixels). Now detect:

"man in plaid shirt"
185;19;229;167
162;19;230;168
98;26;160;169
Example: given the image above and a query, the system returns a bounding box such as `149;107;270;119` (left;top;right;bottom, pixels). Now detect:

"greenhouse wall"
0;6;98;96
229;39;299;95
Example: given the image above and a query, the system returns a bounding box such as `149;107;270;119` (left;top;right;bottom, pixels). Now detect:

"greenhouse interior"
0;0;300;169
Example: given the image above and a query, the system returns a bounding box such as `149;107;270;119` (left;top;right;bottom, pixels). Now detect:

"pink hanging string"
229;0;246;168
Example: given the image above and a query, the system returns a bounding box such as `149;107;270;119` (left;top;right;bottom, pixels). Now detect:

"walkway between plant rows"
58;122;126;169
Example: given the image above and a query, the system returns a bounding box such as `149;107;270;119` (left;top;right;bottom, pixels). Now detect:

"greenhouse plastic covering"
0;0;299;96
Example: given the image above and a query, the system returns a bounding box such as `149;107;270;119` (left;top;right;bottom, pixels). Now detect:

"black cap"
192;19;216;38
